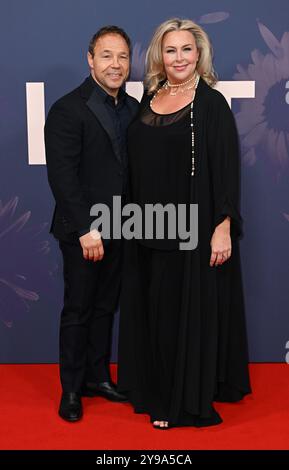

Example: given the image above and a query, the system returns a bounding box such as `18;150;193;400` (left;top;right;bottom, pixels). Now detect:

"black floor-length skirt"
117;237;251;427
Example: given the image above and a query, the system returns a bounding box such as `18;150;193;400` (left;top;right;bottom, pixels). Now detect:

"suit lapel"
86;88;121;162
126;95;139;120
80;76;139;163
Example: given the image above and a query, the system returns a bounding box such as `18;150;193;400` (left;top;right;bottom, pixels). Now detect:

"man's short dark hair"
88;25;131;56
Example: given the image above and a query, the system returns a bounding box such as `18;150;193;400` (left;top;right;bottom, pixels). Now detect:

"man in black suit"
45;26;139;421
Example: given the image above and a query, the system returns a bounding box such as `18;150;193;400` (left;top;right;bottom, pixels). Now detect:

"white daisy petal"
235;111;264;135
257;21;283;58
243;147;257;166
251;49;264;66
242;121;267;147
234;64;250;80
276;131;288;166
262;53;277;85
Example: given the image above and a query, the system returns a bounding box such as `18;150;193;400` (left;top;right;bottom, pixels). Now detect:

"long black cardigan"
118;77;251;425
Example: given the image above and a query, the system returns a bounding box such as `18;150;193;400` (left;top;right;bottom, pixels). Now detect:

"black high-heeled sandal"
152;419;170;430
153;424;170;430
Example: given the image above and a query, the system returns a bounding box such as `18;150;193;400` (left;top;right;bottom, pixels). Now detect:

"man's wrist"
90;229;101;240
78;228;101;240
78;228;90;238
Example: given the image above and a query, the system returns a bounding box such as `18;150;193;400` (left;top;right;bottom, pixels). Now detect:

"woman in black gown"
118;18;251;429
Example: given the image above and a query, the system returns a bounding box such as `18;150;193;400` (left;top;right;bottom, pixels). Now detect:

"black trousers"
58;239;122;393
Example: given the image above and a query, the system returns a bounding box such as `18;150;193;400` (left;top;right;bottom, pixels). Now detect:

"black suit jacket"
44;75;139;243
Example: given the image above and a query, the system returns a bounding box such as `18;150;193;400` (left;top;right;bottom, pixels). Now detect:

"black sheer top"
127;97;193;249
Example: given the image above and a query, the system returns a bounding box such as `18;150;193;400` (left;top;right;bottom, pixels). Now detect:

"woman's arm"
208;91;242;266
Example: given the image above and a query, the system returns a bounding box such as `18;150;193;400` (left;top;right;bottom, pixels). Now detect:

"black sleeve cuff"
78;228;90;238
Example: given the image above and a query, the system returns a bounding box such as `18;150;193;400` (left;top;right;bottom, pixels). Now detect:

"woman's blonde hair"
145;18;218;94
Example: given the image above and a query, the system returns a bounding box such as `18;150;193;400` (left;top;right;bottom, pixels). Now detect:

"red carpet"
0;364;288;450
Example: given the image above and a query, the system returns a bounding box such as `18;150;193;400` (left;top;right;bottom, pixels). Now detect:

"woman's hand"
210;217;232;267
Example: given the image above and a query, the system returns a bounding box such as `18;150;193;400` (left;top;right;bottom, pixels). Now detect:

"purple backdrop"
1;0;289;362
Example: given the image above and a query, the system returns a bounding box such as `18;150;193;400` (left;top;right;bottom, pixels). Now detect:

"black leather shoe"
58;392;83;422
82;381;128;402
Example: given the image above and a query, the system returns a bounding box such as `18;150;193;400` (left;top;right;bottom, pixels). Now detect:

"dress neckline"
149;101;192;116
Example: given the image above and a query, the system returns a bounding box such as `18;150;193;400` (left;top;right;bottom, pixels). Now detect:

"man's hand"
210;217;232;267
79;229;104;262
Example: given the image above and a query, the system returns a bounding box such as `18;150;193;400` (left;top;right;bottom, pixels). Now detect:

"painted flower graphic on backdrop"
130;11;230;81
234;21;289;179
0;197;52;327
